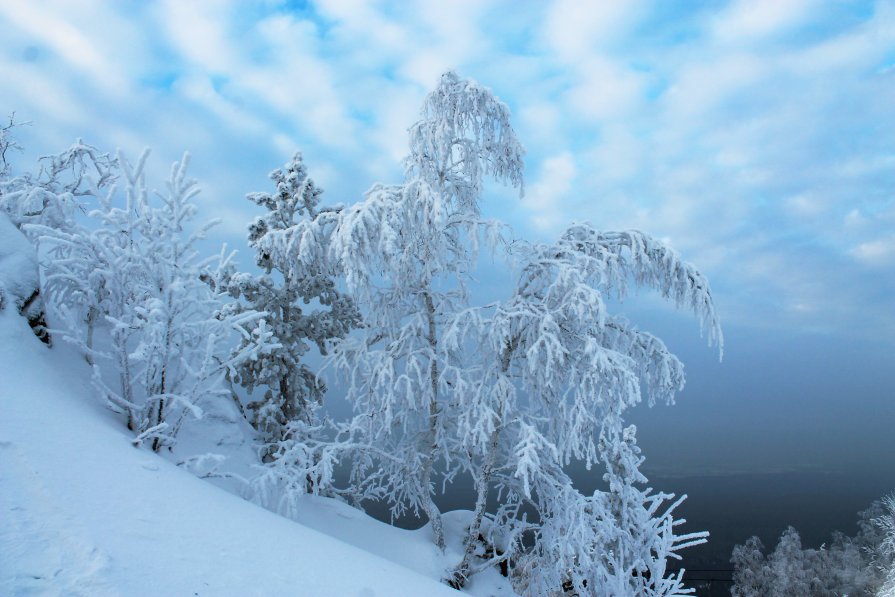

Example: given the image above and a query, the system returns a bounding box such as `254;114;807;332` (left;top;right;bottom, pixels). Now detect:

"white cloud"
565;56;648;122
543;0;643;60
175;75;267;134
661;53;766;120
523;152;576;231
844;209;868;229
852;237;895;266
0;1;131;97
784;5;895;75
784;192;825;218
710;0;816;44
157;0;240;75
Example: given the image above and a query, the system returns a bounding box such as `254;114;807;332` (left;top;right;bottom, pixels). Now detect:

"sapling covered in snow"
35;149;276;450
0;114;22;183
218;153;358;459
327;71;523;550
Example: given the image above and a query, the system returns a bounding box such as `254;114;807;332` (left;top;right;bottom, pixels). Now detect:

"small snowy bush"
31;149;276;451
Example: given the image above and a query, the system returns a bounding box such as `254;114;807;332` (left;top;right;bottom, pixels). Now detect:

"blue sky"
2;0;894;475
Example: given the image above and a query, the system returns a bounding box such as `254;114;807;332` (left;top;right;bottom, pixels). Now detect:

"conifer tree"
223;154;358;453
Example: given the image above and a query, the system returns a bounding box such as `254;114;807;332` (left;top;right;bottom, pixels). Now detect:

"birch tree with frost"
327;71;720;596
328;71;523;550
444;224;721;594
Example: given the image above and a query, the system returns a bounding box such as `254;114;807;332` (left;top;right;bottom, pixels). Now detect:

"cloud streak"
0;0;892;340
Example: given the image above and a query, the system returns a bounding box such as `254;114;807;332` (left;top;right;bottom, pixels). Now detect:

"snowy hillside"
0;307;509;596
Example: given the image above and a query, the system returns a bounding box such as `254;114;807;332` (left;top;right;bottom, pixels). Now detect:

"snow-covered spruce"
217;153;358;462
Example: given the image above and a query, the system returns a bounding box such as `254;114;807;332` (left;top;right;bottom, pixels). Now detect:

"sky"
1;0;894;478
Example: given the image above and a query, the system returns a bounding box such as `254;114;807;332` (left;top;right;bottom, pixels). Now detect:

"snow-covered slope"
0;307;472;597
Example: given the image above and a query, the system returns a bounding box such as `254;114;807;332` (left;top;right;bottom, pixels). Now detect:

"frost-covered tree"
1;136;117;236
731;495;895;597
36;150;275;450
1;135;123;348
219;153;358;454
328;71;523;549
443;224;720;593
0;114;22;181
731;527;840;597
0;117;98;344
878;495;895;597
0;117;47;340
324;72;720;595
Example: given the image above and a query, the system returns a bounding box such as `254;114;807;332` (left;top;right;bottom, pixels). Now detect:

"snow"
0;211;39;312
0;307;504;596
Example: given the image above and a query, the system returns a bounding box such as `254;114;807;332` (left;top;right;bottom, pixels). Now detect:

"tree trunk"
151;397;165;452
421;291;446;551
421;451;446;551
85;306;97;365
116;329;136;432
447;423;501;588
448;342;515;587
151;304;174;453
